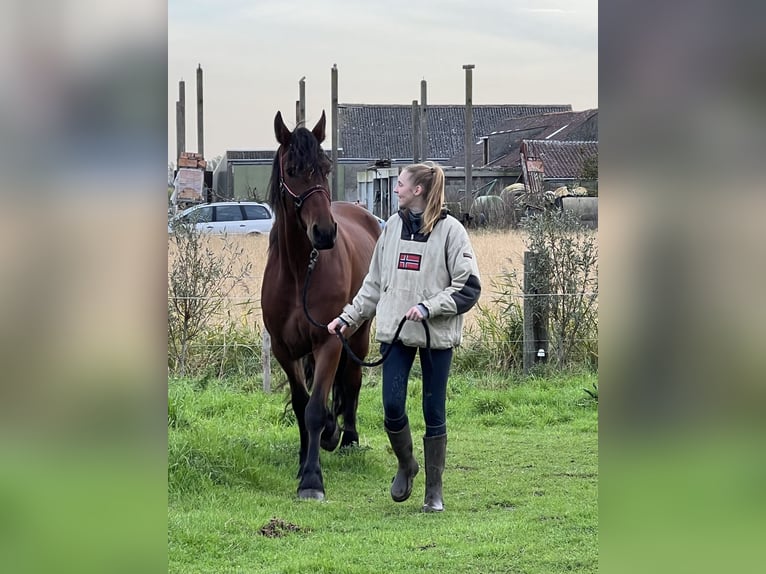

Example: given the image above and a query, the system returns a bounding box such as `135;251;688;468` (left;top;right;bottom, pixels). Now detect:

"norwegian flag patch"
398;252;422;271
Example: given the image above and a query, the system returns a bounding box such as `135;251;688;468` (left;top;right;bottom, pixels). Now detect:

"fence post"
262;328;271;392
523;251;549;373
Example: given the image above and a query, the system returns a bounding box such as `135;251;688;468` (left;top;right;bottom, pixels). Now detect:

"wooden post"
196;65;204;158
331;64;339;201
523;251;549;373
176;80;185;164
411;100;420;163
463;64;475;217
420;79;428;161
262;329;271;393
298;76;306;126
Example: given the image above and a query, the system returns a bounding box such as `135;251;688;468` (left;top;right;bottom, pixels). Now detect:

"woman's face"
395;170;424;210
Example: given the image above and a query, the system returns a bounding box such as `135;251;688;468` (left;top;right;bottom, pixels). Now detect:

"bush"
522;210;598;370
454;269;524;373
167;222;253;376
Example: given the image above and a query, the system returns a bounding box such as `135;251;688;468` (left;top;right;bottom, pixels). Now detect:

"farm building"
452;109;598;168
519;139;599;193
341;103;573;215
211;103;573;209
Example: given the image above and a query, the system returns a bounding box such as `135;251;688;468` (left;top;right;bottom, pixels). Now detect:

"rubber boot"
422;434;447;512
385;423;419;502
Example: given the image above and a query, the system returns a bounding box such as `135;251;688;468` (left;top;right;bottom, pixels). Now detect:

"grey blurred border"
601;1;766;573
0;1;168;572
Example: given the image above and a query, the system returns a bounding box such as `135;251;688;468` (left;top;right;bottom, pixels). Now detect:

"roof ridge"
338;103;572;108
523;139;598;144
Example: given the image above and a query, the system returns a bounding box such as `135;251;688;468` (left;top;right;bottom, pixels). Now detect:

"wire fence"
168;287;599;388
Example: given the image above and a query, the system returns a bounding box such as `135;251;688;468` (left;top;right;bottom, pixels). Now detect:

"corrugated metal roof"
452;109;598;168
521;140;598;179
338;103;572;160
224;150;277;161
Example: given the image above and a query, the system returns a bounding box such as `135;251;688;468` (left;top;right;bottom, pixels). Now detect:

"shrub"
167;222;253;376
455;269;524;373
522;211;598;370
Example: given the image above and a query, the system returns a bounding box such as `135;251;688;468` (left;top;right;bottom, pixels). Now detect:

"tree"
579;152;598;181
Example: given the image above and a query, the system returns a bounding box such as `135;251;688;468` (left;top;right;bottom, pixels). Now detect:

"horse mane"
268;127;332;220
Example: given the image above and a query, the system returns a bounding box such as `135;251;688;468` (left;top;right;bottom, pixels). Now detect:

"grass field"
168;371;598;573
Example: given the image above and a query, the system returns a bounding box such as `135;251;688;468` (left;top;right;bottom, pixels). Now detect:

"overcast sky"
168;0;597;161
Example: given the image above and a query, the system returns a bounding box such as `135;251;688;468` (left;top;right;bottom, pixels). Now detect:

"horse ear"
274;111;292;146
311;111;326;143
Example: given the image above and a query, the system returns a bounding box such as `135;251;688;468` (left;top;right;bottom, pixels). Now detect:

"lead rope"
302;248;432;368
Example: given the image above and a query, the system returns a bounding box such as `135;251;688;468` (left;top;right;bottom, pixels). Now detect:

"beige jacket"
340;210;481;349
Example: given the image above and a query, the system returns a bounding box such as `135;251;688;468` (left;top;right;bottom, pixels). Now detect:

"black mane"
268;127;332;218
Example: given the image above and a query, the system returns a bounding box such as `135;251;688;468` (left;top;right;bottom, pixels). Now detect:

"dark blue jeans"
381;341;453;437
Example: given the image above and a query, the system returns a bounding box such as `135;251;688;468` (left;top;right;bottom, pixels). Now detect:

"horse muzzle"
310;222;337;250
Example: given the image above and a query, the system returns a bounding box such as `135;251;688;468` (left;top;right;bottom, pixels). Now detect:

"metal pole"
463;64;475;217
331;64;339;201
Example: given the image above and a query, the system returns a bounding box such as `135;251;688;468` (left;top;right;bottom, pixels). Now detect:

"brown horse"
261;111;381;500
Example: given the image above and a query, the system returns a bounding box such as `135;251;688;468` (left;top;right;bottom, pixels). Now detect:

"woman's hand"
405;305;425;322
327;317;348;336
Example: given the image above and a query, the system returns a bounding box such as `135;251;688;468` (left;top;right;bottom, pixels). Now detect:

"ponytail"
402;161;445;234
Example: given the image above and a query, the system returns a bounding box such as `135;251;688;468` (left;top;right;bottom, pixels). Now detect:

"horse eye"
286;168;296;177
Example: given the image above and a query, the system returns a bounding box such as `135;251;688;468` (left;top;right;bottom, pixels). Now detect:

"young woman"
328;162;481;512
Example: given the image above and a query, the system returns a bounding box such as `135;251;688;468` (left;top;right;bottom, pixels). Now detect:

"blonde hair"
402;161;445;234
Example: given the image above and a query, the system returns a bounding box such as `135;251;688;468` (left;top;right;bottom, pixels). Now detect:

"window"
181;206;212;223
243;204;271;220
215;205;244;222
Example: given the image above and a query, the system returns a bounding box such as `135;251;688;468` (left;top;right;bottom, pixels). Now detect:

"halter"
279;149;331;211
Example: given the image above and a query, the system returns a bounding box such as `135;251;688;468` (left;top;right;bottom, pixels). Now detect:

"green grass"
168;372;598;573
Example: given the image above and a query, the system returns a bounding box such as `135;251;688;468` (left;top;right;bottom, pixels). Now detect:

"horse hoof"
320;424;341;452
298;489;325;501
340;430;359;448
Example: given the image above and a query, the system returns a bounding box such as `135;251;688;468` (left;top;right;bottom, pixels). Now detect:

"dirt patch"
258;517;307;538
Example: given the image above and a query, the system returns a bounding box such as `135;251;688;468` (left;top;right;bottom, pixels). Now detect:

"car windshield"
180;206;212;223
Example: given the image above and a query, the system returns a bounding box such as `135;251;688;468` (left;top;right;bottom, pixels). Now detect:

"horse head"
273;110;337;250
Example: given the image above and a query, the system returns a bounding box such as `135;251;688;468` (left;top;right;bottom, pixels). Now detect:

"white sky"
168;0;597;161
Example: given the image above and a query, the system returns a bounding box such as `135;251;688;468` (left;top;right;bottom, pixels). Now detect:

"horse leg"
298;340;342;500
274;353;310;480
306;353;341;452
339;326;370;447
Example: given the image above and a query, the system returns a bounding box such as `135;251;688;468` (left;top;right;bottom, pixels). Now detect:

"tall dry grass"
168;229;529;330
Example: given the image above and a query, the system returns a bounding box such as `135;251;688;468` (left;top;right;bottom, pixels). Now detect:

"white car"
169;202;275;235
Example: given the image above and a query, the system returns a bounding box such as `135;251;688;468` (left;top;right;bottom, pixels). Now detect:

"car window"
242;204;271;220
180;206;212;224
215;205;244;222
